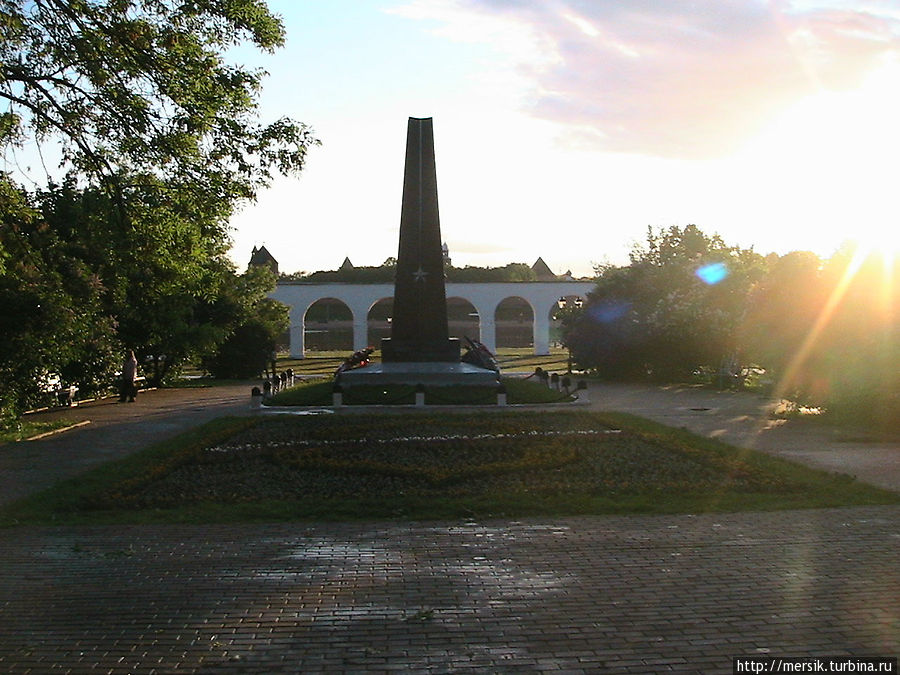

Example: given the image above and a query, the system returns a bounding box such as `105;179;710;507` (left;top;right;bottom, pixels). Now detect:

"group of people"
262;368;295;397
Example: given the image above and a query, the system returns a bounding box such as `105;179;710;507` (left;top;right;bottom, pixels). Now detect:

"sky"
23;0;900;279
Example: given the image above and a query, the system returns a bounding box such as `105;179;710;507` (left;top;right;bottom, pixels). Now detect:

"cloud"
398;0;900;158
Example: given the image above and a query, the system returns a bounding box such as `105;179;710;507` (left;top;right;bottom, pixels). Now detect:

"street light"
556;297;581;374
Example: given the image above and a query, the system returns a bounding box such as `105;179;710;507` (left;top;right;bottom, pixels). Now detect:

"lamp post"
557;296;583;374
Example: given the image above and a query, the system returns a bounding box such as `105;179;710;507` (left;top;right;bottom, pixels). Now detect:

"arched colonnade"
269;281;595;358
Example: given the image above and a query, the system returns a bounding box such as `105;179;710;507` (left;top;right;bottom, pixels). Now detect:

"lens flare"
587;300;631;324
696;262;729;285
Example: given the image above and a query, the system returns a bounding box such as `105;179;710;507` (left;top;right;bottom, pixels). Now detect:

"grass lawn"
493;347;573;373
2;411;896;526
269;376;575;406
272;347;572;379
0;418;88;445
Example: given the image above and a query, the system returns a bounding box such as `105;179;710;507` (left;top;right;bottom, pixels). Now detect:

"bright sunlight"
737;58;900;257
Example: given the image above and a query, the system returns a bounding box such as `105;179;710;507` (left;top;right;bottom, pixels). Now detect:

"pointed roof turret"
531;257;557;281
249;245;279;275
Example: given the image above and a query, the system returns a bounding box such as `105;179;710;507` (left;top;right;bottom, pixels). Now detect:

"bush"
202;322;274;379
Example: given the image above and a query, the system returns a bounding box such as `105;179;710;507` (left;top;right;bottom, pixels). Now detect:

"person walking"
119;350;139;402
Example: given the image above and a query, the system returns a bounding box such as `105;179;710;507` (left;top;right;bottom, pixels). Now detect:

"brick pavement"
0;507;897;673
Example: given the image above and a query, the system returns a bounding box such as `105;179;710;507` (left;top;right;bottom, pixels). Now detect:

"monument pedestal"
380;337;460;363
338;361;499;388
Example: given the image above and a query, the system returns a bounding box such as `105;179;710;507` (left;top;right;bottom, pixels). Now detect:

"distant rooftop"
249;245;278;275
531;257;556;281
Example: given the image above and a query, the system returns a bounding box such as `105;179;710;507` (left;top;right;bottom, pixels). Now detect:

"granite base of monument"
380;337;461;363
338;361;499;388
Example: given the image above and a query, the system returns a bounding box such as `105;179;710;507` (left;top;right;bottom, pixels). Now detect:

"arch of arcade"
270;281;595;358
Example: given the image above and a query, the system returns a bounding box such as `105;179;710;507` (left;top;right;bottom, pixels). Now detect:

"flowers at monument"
205;428;622;455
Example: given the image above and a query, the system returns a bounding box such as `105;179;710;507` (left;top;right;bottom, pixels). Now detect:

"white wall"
270;281;595;358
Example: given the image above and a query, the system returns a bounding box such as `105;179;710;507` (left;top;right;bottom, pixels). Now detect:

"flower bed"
82;412;790;510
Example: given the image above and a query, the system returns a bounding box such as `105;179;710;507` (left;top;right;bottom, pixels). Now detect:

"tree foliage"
739;251;825;387
201;287;288;380
741;247;899;426
564;225;765;380
199;264;289;379
0;1;311;419
0;0;316;201
0;175;119;417
447;263;537;283
564;225;897;429
284;261;538;283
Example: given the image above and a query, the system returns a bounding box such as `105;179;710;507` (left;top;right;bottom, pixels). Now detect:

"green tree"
564;225;765;381
740;251;826;395
200;265;289;379
303;263;396;284
0;1;318;404
290;260;540;283
0;175;119;418
35;175;232;384
446;263;537;283
743;246;898;428
0;0;316;202
818;249;899;428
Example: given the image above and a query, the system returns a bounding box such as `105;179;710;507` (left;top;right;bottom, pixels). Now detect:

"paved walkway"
0;383;897;673
1;384;254;506
585;383;900;494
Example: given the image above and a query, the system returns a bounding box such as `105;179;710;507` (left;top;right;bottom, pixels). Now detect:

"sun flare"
739;57;900;408
736;59;900;258
845;226;900;265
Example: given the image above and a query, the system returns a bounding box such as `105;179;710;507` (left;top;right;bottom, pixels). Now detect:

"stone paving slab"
0;506;897;673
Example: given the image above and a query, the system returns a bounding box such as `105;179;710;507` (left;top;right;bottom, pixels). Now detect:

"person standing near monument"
119;350;139;403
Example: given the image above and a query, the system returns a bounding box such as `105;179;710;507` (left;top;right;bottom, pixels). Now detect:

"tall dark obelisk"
381;117;460;363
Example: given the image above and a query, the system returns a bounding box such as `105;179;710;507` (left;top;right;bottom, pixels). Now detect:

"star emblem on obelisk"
412;266;428;282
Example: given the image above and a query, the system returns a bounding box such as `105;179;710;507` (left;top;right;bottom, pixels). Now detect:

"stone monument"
338;117;499;388
381;117;460;363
